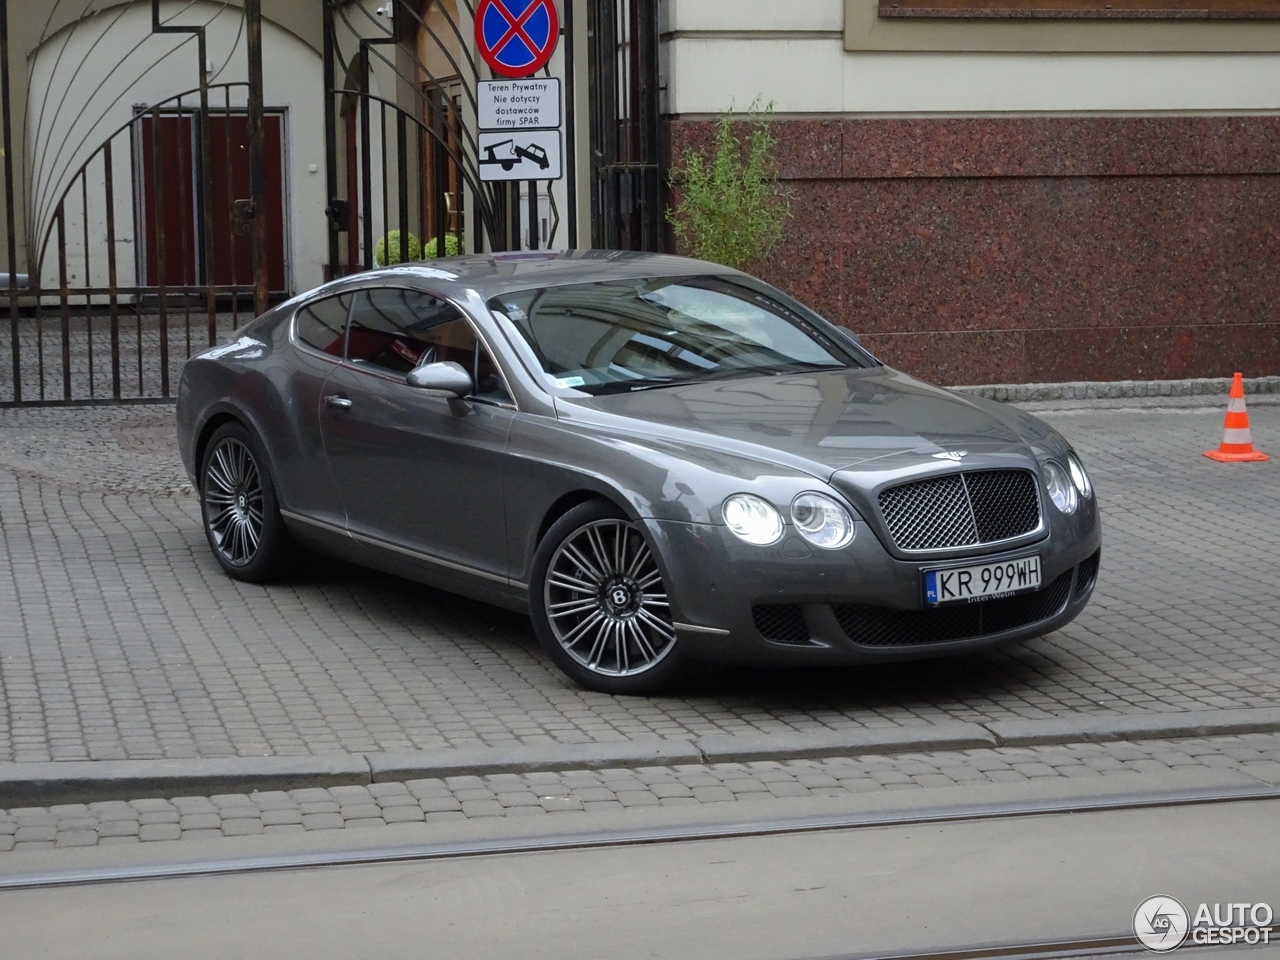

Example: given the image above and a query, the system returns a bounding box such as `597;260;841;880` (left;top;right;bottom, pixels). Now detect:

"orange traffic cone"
1204;373;1269;462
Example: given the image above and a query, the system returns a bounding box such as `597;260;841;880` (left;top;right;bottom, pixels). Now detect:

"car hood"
554;367;1040;481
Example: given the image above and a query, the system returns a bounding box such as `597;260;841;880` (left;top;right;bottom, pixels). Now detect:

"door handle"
324;395;353;410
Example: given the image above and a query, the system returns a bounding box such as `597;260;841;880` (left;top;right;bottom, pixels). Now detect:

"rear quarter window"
295;294;353;356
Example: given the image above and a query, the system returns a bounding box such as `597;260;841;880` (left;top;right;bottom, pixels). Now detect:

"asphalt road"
3;798;1278;960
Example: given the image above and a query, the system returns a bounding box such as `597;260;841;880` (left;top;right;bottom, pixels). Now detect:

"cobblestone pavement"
2;733;1278;852
0;399;1277;763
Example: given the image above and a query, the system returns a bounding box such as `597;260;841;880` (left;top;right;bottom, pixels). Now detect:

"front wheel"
530;500;686;695
199;421;297;583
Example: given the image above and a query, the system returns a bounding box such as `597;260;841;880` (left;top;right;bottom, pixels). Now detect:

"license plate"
925;556;1041;605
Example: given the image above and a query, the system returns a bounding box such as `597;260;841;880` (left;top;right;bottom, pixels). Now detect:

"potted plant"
374;230;422;266
423;233;462;258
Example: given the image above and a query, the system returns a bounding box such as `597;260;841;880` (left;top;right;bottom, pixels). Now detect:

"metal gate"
0;0;273;407
0;0;611;408
588;0;662;252
321;0;579;276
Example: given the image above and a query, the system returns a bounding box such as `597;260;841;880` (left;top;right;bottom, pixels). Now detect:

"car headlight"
791;493;856;550
1043;461;1078;514
1066;452;1092;500
722;494;784;546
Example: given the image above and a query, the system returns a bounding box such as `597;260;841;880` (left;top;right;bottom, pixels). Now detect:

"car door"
278;290;354;530
318;286;516;586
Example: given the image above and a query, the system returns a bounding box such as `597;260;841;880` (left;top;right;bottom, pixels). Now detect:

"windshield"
488;275;867;395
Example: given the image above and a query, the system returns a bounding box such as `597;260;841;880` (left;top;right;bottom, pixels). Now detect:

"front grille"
878;469;1041;551
964;470;1043;542
833;570;1073;647
752;604;811;645
1075;550;1101;597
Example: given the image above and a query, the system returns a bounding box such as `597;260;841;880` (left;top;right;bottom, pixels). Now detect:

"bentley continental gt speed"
177;252;1101;695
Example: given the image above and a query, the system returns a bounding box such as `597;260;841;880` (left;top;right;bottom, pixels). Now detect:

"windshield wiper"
762;362;847;375
586;363;849;395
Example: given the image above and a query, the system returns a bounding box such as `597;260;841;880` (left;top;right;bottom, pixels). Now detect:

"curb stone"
0;756;369;808
987;707;1280;748
368;740;704;781
952;376;1280;403
3;709;1280;808
693;723;995;763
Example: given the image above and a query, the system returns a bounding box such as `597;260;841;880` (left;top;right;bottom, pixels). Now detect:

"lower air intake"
1075;551;1101;598
752;604;811;645
833;571;1073;647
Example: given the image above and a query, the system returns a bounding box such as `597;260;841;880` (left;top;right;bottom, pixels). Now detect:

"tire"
199;421;297;583
530;500;687;695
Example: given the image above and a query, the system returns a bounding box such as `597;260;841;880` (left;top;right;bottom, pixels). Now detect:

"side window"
346;288;512;404
294;293;352;356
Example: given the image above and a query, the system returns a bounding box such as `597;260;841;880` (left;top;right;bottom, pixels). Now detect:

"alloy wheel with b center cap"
543;518;676;677
203;437;265;567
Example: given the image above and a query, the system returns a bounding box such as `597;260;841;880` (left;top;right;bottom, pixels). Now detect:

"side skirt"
280;510;529;615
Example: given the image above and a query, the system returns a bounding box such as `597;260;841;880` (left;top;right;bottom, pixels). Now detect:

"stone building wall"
668;116;1280;386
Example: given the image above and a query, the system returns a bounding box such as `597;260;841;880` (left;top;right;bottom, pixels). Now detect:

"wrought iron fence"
1;0;269;408
589;0;662;252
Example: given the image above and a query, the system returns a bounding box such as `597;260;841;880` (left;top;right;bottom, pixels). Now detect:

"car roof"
353;250;740;298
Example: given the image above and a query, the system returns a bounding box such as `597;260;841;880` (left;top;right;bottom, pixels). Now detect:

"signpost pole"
564;6;577;249
510;183;521;251
527;181;538;250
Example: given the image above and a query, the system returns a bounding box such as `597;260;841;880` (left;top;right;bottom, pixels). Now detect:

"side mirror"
407;361;473;398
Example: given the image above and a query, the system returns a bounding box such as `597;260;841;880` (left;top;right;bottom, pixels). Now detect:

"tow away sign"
478;130;562;182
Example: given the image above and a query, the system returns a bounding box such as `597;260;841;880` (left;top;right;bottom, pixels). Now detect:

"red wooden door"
139;112;287;292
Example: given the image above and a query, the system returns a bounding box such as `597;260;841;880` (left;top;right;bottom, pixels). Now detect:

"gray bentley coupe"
176;252;1101;694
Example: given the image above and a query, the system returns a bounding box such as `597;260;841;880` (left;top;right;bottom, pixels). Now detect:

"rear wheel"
530;500;686;695
199;421;297;583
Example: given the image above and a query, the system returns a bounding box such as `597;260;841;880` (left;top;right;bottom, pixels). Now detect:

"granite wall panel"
666;115;1280;384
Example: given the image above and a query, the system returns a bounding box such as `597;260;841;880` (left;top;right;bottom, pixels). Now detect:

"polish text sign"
478;79;561;130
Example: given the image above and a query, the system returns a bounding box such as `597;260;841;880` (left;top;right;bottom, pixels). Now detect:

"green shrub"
423;233;462;258
374;230;421;266
665;99;792;273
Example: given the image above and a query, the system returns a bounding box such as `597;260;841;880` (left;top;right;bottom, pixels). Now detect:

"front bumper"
644;500;1101;666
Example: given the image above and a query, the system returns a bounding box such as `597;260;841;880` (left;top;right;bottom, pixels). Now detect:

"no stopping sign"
475;0;560;79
